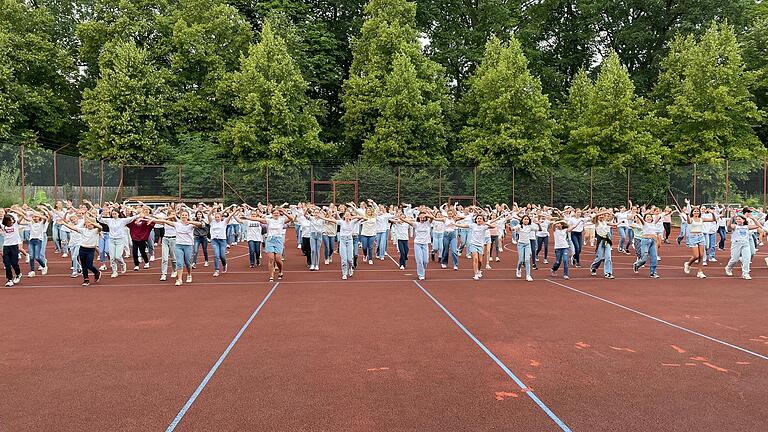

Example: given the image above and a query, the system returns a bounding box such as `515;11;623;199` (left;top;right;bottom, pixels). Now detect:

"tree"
655;22;764;163
741;5;768;146
456;36;557;170
219;21;327;167
0;0;77;144
80;40;171;163
562;52;666;168
341;0;449;162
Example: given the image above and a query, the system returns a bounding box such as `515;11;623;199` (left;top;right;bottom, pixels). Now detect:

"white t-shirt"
431;219;444;234
535;220;550;237
174;222;194;246
414;221;431;244
245;221;263;242
80;228;100;248
517;224;537;243
2;223;21;246
375;213;392;232
210;220;227;240
567;216;585;233
616;211;629;228
266;217;286;238
103;216;138;239
553;229;569;249
392;222;410;241
337;220;356;237
29;221;49;240
468;223;489;246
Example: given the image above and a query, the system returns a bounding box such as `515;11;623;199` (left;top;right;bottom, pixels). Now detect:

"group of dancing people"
2;196;767;287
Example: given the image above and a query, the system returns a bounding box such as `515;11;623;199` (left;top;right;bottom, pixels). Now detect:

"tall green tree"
456;36;557;170
562;52;666;168
342;0;449;163
219;21;326;167
80;40;171;163
655;22;763;163
0;0;77;144
741;4;768;145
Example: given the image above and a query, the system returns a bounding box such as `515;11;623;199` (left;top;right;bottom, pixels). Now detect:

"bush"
0;166;21;208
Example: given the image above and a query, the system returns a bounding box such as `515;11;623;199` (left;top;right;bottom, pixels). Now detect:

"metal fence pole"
310;164;314;204
589;167;593;208
512;167;515;204
473;166;478;205
397;167;401;206
53;150;58;200
20;144;26;204
78;156;83;204
725;160;729;210
763;159;767;212
100;160;104;203
265;164;270;204
438;167;442;204
693;163;697;206
550;170;554;207
626;167;630;204
220;164;225;202
178;165;182;201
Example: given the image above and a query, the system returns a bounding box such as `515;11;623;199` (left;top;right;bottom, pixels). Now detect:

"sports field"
1;232;766;431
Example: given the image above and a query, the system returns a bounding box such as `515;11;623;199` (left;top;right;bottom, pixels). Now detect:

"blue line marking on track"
414;280;572;432
165;282;280;432
546;279;768;361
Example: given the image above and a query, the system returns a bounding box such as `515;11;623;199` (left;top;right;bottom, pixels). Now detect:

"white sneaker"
526;275;533;282
5;280;13;287
133;266;139;271
485;264;492;270
399;265;405;270
99;264;107;271
150;255;155;262
342;275;347;280
441;264;447;269
160;274;167;281
495;257;500;262
28;271;35;278
143;263;150;269
725;266;733;276
473;274;480;280
186;275;192;283
418;276;425;280
742;274;752;280
657;256;662;261
368;260;373;265
544;259;549;264
350;268;354;276
204;261;209;267
702;261;708;267
710;258;717;262
516;269;522;278
453;266;458;271
121;263;127;274
111;272;118;278
324;258;329;265
697;271;706;279
213;271;220;277
683;262;690;274
175;279;182;286
171;271;177;278
41;267;48;275
62;253;68;258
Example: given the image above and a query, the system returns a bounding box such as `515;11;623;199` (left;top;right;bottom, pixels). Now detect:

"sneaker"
144;263;150;269
485;264;492;270
121;262;127;273
550;270;556;277
441;264;447;269
99;265;107;271
111;271;119;278
710;258;717;262
171;271;178;278
133;266;139;271
516;269;522;278
473;274;480;280
213;271;220;277
41;267;48;275
160;274;167;281
605;273;615;279
186;275;192;283
94;272;101;283
204;261;209;267
28;271;35;278
495;257;500;262
150;255;155;262
368;260;373;265
657;256;662;261
453;266;458;271
350;267;354;276
62;253;68;258
418;276;425;280
684;262;690;274
192;263;197;269
342;275;347;280
697;271;706;279
175;279;182;286
742;274;752;280
590;269;597;276
526;275;533;282
563;275;570;280
702;261;708;267
223;264;228;273
399;265;405;270
765;257;768;267
5;280;13;287
544;259;549;264
725;266;733;276
650;273;660;279
82;281;90;286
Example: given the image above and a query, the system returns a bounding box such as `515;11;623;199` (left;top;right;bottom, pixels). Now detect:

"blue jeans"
248;240;261;266
551;248;569;276
52;223;63;253
517;241;531;277
28;238;46;271
193;236;209;263
570;232;583;265
431;231;444;257
338;235;354;276
360;235;375;261
226;225;236;245
175;244;193;271
707;232;717;260
310;233;322;267
441;230;458;267
635;237;657;274
376;231;388;259
591;239;613;275
397;239;409;267
211;238;227;271
352;235;360;266
457;228;469;255
677;222;687;242
99;232;110;263
322;234;335;260
618;226;628;250
414;243;429;278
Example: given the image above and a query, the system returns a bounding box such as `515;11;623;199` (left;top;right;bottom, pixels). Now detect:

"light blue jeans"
634;237;657;275
442;230;458;267
109;237;126;271
414;243;429;278
517;241;531;277
28;238;46;271
174;244;192;272
310;232;322;267
376;231;388;259
431;231;444;257
591;240;613;275
338;235;354;276
211;238;227;271
618;226;629;250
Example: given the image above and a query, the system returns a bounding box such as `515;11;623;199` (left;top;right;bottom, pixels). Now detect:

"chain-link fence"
2;143;767;210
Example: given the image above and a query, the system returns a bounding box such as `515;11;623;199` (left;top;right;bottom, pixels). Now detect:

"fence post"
100;160;104;203
115;165;124;202
310;164;314;204
178;165;182;201
220;164;225;203
693;163;697;206
397;166;401;206
589;166;593;208
512;167;515;204
550;170;554;207
20;144;26;204
473;166;478;205
53;150;58;200
763;158;767;212
78;156;83;204
265;164;270;204
725;160;729;210
438;167;442;205
626;167;630;204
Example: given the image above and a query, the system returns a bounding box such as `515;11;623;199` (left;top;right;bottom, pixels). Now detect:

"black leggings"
3;245;21;281
79;247;101;281
536;236;549;260
302;237;311;266
132;240;149;266
663;222;671;240
571;232;583;265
